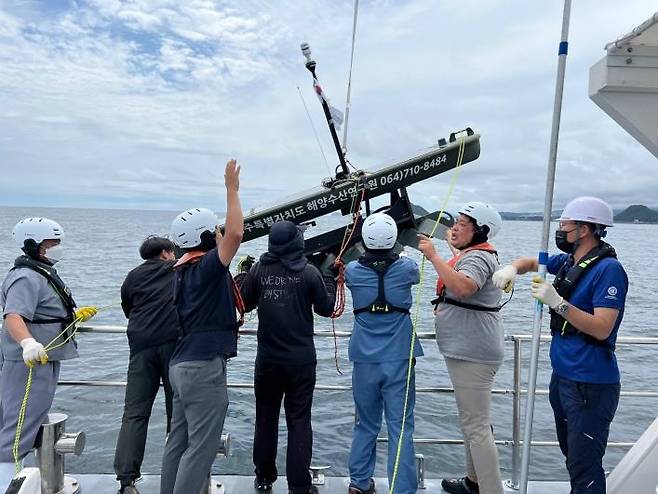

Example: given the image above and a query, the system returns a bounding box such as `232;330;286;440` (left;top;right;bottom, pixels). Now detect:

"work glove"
237;255;255;274
20;338;48;368
530;276;562;309
492;264;517;293
74;306;98;322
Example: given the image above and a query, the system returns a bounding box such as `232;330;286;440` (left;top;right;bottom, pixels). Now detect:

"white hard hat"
170;208;219;248
361;212;398;250
13;217;64;249
458;201;502;239
558;196;614;227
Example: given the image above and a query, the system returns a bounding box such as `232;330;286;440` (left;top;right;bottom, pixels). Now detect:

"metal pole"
519;1;572;493
509;338;523;490
342;0;359;155
301;43;349;177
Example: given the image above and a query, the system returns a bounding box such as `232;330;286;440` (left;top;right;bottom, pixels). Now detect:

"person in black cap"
239;220;336;494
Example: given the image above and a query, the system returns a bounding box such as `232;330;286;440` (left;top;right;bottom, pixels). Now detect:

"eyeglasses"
558;221;577;229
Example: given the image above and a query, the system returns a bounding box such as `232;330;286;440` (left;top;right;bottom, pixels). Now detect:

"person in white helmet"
418;201;505;494
345;212;423;494
160;159;243;494
0;217;97;490
492;196;628;494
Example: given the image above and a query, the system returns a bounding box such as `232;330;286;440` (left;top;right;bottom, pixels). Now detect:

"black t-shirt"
170;248;238;365
239;260;336;364
121;259;179;354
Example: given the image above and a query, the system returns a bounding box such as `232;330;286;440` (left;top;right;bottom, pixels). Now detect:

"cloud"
0;0;656;215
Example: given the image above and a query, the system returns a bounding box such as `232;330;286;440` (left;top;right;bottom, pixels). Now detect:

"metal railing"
68;325;658;487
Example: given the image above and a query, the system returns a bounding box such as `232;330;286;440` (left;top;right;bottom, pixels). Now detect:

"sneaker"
441;477;479;494
254;476;274;491
348;478;376;494
117;483;140;494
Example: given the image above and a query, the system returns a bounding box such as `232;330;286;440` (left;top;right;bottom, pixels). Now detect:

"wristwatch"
555;299;569;316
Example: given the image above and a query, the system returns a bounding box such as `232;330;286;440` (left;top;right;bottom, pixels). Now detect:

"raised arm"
218;159;244;267
418;235;478;298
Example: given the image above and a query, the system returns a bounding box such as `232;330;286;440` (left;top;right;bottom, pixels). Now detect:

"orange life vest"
435;242;498;296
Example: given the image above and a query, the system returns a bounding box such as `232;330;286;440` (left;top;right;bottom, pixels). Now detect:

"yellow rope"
11;303;119;474
11;316;80;473
389;135;466;494
12;368;32;474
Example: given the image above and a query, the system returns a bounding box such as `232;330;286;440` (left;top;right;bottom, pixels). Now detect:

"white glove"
19;338;48;368
530;276;562;309
492;264;517;292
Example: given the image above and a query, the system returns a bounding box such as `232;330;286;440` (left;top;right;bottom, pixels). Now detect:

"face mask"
44;244;64;264
555;229;575;254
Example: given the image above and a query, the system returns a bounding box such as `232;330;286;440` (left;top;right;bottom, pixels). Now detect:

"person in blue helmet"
493;196;628;494
0;217;96;490
345;212;422;494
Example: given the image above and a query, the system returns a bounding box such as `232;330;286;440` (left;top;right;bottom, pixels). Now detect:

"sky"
0;0;656;214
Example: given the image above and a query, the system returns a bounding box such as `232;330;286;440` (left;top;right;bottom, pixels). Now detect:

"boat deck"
72;474;571;493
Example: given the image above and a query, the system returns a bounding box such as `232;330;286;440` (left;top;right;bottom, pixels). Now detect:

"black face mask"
555;229;576;253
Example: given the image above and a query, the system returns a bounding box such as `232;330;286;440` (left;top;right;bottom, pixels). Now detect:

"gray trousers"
160;357;228;494
445;357;503;494
0;360;60;462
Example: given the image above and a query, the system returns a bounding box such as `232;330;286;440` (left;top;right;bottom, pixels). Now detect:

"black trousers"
114;341;176;485
253;360;316;494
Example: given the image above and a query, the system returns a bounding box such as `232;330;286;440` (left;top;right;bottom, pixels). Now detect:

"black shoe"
348;478;376;494
441;477;479;494
255;476;274;491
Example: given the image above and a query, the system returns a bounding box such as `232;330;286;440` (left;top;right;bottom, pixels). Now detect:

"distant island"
613;205;658;223
499;211;560;221
499;205;658;223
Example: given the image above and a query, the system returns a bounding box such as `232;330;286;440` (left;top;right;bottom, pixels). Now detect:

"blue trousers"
549;373;620;494
349;360;417;494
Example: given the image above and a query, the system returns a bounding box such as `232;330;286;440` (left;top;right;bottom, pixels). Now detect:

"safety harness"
550;242;617;350
12;256;76;333
431;243;504;312
353;252;410;315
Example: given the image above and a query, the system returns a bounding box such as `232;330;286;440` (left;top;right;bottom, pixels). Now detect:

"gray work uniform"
0;267;78;462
